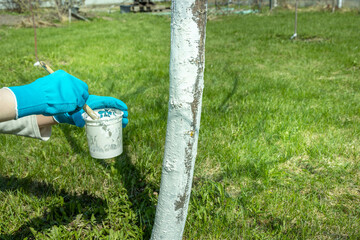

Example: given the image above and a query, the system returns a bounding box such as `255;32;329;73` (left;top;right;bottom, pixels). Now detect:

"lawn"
0;9;360;239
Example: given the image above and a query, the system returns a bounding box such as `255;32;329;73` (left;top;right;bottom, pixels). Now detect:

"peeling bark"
150;0;207;239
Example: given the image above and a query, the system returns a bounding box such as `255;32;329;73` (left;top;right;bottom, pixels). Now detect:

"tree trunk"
150;0;207;239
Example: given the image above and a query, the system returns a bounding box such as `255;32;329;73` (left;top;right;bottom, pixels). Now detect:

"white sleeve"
0;115;51;141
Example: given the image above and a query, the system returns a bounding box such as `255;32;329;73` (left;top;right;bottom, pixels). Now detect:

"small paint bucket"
83;108;123;159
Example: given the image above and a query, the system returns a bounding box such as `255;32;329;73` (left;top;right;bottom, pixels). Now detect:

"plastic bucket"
83;108;123;159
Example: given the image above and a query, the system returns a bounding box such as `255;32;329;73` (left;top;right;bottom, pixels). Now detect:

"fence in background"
0;0;359;10
0;0;169;10
208;0;360;9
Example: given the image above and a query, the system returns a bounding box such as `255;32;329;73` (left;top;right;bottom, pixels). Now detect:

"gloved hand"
54;95;128;128
7;70;89;119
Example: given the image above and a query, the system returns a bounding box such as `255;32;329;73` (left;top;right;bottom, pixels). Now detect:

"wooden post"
69;8;71;23
150;0;207;239
295;0;298;34
291;0;298;39
29;0;38;61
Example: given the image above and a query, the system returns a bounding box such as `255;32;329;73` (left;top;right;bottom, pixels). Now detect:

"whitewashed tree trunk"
150;0;207;239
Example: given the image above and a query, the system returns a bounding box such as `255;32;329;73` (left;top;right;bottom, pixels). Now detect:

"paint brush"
38;61;100;120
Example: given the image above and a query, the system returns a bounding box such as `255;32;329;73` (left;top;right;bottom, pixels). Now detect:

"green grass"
1;10;360;239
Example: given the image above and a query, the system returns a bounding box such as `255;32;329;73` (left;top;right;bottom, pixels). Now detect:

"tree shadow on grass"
0;175;107;239
218;74;242;112
94;149;157;239
57;119;159;238
56;85;164;238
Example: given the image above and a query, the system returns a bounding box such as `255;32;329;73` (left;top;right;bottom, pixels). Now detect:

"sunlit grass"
0;10;360;239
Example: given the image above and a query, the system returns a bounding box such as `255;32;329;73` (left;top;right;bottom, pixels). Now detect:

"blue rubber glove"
8;70;89;119
54;95;128;128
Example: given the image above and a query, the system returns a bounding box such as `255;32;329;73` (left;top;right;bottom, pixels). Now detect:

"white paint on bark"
150;0;207;239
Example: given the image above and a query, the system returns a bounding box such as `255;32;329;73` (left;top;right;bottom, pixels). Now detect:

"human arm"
0;88;16;122
0;95;129;140
0;90;58;125
0;70;88;140
0;88;57;137
5;70;89;119
36;115;58;128
0;115;56;141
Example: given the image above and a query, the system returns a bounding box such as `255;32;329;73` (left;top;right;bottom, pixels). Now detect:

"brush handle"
39;61;54;74
83;104;100;120
39;61;99;120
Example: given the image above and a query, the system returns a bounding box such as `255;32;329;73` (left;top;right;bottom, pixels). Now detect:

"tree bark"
150;0;207;239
